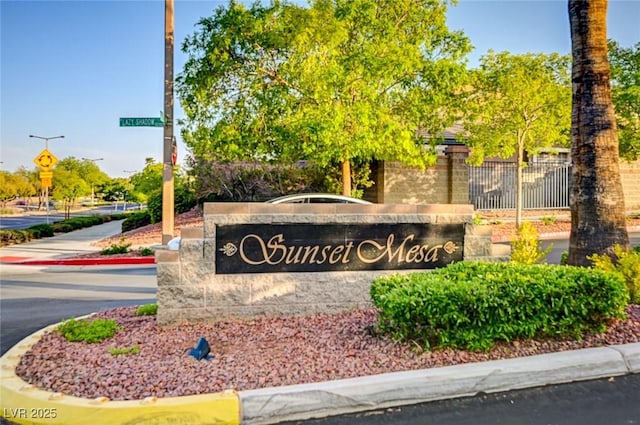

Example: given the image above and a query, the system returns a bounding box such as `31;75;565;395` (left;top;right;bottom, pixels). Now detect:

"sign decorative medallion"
215;223;464;274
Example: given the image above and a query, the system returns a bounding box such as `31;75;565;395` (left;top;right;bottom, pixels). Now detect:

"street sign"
119;117;164;127
33;149;59;171
40;170;53;188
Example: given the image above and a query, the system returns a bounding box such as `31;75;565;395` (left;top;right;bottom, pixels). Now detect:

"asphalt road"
0;264;156;355
0;205;143;230
283;374;640;425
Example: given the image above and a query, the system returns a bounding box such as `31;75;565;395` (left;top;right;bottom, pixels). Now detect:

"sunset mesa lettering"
220;233;458;266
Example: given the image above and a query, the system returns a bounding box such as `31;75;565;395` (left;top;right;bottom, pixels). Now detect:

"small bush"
589;245;640;304
57;317;121;343
135;304;158;316
122;211;152;232
28;224;55;238
100;238;131;255
510;221;552;264
541;215;557;225
371;262;628;352
108;345;140;356
139;247;154;256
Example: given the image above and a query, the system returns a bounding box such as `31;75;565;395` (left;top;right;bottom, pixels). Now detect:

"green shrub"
57;317;121;343
510;221;552;264
135;304;158;316
589;245;640;304
108;345;140;356
560;251;569;265
371;262;628;352
27;224;55;238
100;238;131;255
139;247;154;256
541;215;557;225
122;211;152;232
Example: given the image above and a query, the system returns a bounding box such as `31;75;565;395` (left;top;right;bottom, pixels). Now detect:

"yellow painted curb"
1;318;240;425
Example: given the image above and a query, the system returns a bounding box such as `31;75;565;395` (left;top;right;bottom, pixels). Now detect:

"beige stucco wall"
156;202;496;325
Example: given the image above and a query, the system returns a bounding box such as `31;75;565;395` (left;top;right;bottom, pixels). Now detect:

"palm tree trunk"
567;0;629;266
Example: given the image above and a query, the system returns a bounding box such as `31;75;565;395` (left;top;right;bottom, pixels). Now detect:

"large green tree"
462;51;572;226
567;0;629;266
609;40;640;161
178;0;470;195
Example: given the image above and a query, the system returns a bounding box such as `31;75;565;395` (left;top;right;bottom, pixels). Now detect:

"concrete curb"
238;344;640;425
0;317;239;425
0;257;155;266
1;319;638;424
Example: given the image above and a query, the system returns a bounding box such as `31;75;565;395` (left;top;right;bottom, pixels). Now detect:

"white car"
266;193;372;204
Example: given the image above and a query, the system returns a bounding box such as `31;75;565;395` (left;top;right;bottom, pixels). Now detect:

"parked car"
266;193;372;204
166;194;370;250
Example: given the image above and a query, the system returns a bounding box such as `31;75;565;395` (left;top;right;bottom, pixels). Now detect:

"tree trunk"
341;159;351;197
567;0;629;266
515;135;524;229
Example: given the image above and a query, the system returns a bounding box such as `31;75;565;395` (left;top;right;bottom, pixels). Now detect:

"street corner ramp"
0;326;240;425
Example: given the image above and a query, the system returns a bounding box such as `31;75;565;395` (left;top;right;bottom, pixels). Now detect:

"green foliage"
100;238;131;255
135;304;158;316
57;317;121;343
560;251;569;265
608;41;640;161
541;215;557;225
370;262;628;352
589;245;640;304
26;224;54;238
472;214;483;225
178;0;471;193
510;221;552;264
122;210;152;232
147;189;163;223
108;345;140;356
0;214;127;248
139;247;154;256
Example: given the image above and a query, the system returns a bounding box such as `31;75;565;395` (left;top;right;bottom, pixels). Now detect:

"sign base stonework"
156;203;498;325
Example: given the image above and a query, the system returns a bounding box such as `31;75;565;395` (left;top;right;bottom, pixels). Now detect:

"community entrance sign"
215;223;464;274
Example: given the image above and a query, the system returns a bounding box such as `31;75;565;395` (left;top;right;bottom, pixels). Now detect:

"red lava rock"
12;305;640;401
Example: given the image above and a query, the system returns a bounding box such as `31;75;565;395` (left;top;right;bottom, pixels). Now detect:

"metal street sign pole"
162;0;175;245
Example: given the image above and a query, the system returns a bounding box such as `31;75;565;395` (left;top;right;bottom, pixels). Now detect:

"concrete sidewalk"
0;220;155;265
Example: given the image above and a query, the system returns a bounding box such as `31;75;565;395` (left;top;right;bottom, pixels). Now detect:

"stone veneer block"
181;227;203;239
180;237;204;263
207;280;251;306
158;285;205;309
375;204;419;214
156;249;179;263
204;203;250;215
251;278;298;305
249;203;296;214
465;224;493;237
157;201;498;325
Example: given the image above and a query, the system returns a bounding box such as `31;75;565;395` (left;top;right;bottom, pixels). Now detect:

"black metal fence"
469;161;571;210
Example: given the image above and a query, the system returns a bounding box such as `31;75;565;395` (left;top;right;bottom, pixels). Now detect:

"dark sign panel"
215;223;464;274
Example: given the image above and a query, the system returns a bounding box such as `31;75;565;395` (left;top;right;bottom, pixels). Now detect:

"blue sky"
1;0;639;179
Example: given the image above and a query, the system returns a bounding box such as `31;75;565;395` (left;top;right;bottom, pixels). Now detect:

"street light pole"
29;134;64;223
82;157;104;206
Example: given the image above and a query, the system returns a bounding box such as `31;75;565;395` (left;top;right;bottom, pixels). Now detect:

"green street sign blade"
119;117;164;127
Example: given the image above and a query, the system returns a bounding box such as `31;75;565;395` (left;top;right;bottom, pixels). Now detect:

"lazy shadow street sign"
215;223;464;274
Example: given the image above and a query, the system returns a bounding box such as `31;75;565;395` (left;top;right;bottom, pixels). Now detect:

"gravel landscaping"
14;304;640;401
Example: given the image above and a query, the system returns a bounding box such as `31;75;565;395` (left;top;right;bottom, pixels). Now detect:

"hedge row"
0;214;128;247
371;261;629;352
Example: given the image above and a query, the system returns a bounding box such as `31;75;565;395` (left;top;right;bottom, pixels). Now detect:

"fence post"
445;145;470;204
